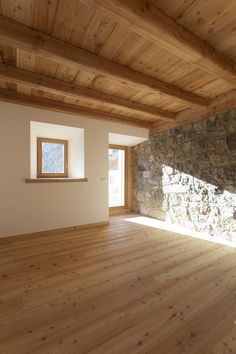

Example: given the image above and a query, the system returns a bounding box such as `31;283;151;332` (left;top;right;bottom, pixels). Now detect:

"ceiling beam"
0;64;175;121
0;89;151;129
81;0;236;86
151;90;236;133
0;16;208;109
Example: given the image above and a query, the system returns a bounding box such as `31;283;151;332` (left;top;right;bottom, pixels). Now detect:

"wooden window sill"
25;178;88;183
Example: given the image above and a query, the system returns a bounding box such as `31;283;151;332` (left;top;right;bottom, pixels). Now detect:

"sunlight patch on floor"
125;216;236;248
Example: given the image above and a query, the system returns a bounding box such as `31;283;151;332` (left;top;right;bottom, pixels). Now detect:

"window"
109;146;126;207
37;137;68;178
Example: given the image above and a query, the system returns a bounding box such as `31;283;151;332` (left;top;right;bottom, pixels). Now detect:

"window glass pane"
109;149;125;207
42;142;64;173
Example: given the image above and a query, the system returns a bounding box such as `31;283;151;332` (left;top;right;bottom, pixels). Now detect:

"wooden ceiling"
0;0;236;132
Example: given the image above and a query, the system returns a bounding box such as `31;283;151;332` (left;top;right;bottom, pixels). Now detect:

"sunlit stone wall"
133;111;236;242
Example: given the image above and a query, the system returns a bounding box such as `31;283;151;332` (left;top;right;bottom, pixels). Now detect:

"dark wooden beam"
0;89;151;129
82;0;236;86
0;16;208;108
151;90;236;133
0;64;175;122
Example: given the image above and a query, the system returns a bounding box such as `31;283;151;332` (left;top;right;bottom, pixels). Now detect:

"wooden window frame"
37;137;68;178
109;144;132;215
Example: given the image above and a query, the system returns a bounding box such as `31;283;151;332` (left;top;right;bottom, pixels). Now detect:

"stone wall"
133;111;236;242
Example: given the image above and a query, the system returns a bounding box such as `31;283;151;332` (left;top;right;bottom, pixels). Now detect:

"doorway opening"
108;145;132;214
109;145;126;207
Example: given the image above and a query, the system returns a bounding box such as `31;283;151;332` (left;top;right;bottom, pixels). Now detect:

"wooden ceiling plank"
16;49;36;95
0;63;175;121
0;16;208;108
151;89;236;133
1;0;59;33
81;0;236;85
175;0;236;42
0;88;151;128
0;0;34;27
51;1;96;45
151;0;196;18
0;44;16;91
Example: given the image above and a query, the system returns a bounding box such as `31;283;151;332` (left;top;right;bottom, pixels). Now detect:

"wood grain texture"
151;89;236;133
82;0;236;85
0;88;151;128
0;215;236;353
25;178;88;184
0;16;208;108
0;1;236;129
0;64;175;121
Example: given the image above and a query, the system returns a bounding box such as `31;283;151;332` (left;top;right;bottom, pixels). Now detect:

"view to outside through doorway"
109;148;125;207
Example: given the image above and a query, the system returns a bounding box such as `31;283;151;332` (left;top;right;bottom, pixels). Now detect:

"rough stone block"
143;171;150;178
163;184;187;194
132;110;236;242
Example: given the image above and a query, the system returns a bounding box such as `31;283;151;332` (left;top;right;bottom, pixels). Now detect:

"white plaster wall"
30;122;84;178
68;132;84;178
0;102;148;237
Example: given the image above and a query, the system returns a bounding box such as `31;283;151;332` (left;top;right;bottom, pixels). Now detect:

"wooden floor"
0;215;236;354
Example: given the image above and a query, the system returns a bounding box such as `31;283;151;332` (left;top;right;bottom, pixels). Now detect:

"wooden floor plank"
0;215;235;353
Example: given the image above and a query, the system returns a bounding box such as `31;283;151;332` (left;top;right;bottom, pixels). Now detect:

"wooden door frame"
108;144;133;215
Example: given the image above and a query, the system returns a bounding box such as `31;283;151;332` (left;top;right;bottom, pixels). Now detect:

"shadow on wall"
133;111;236;242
